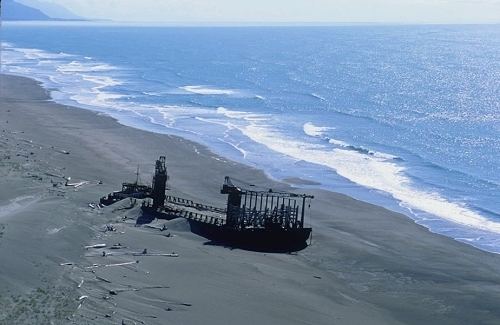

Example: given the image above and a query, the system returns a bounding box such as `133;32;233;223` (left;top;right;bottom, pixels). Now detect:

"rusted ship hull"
187;219;311;252
106;157;314;252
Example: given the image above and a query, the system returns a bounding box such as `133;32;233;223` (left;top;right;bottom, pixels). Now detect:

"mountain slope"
17;0;83;20
1;0;51;20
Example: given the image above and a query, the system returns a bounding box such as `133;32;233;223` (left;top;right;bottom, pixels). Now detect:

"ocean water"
1;23;499;252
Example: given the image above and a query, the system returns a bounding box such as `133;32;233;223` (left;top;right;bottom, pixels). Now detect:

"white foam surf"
216;107;268;122
328;138;350;147
303;122;334;137
13;47;72;60
328;138;397;160
2;43;125;110
57;61;117;73
304;122;397;160
180;85;239;96
240;123;500;233
143;91;163;96
81;75;122;88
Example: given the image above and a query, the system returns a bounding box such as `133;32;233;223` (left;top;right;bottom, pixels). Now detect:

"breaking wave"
303;122;397;160
180;85;240;96
244;122;500;234
303;122;334;137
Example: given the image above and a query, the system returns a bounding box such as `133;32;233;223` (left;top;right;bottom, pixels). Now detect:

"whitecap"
180;85;239;96
303;122;334;137
143;91;162;96
310;93;326;101
81;75;122;88
328;138;397;160
216;107;269;122
328;138;350;147
57;61;117;73
14;47;72;60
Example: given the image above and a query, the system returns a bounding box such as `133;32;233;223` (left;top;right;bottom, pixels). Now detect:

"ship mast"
135;165;140;184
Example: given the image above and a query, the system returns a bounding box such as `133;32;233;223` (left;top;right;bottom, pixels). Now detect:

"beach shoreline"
3;30;498;255
2;73;500;324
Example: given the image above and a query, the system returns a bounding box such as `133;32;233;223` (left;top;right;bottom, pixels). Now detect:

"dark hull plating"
188;219;311;252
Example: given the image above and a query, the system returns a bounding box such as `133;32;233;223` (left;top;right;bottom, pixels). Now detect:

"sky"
35;0;500;24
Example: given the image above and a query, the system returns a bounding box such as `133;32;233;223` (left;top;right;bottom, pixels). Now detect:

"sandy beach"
1;73;500;325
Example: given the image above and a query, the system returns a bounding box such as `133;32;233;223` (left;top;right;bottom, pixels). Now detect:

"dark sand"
1;74;500;325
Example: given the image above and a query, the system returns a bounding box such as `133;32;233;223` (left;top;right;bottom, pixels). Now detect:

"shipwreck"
101;156;314;251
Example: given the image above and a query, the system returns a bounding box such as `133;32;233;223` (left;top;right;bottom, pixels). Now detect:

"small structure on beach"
102;156;314;251
100;166;152;206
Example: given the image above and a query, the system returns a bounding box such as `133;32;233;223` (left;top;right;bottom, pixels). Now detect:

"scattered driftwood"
49;145;70;155
85;261;139;269
85;244;107;249
65;176;89;188
88;202;104;209
60;262;74;266
109;285;169;295
77;295;89;310
85;251;179;258
144;224;168;231
132;253;179;257
84;252;120;258
110;243;127;250
95;275;112;283
66;181;89;188
88;202;104;210
104;261;139;267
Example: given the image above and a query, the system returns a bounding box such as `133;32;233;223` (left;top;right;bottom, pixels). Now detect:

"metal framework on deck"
221;177;314;231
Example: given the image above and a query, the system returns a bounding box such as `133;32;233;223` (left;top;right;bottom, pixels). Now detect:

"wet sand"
1;74;500;324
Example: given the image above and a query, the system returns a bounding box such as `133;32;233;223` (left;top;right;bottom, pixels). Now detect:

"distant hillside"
1;0;51;20
17;0;83;20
